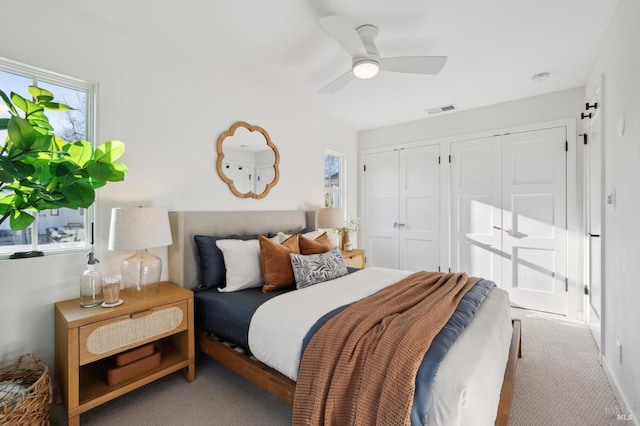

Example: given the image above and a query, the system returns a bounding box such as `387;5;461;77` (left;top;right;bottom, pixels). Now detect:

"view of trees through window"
324;151;345;208
0;63;92;253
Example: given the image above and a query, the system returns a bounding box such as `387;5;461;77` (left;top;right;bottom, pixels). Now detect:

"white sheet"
427;286;512;425
248;267;410;380
248;267;512;425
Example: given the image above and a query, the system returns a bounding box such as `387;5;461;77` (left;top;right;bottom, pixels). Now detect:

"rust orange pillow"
299;231;332;255
259;233;300;292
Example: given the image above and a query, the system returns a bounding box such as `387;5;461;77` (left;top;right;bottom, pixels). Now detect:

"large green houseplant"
0;86;128;230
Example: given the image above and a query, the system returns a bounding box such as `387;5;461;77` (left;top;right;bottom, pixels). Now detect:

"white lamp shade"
108;207;173;251
318;207;344;229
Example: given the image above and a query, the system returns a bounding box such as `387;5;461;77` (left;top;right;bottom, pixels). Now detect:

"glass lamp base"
121;249;162;291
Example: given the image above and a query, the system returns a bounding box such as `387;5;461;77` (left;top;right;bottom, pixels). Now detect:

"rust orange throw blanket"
292;271;481;426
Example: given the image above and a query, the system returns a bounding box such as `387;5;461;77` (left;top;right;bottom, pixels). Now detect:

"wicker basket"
0;354;50;426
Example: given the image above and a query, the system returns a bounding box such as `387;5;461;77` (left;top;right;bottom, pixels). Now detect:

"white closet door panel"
451;136;502;282
400;145;440;271
458;240;497;281
365;150;399;269
502;127;567;314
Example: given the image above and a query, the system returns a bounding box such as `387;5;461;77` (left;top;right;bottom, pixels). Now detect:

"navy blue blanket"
300;278;495;425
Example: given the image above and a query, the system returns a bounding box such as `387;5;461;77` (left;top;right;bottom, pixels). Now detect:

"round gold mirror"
216;121;280;199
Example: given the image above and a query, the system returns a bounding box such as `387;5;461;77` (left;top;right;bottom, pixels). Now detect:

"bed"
168;210;521;425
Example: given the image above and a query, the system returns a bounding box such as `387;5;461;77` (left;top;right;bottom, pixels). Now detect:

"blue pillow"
194;234;258;289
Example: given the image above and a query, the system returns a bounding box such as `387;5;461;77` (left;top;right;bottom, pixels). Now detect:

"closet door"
364;150;399;269
501;128;567;314
451;127;567;315
450;136;502;282
399;145;440;271
364;145;440;271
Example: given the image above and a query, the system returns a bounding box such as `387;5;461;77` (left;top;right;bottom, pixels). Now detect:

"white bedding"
249;267;410;380
248;267;512;425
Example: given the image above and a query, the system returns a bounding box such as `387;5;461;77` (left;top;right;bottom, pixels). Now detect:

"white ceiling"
58;0;618;131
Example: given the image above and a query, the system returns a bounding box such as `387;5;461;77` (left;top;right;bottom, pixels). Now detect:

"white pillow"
215;239;263;292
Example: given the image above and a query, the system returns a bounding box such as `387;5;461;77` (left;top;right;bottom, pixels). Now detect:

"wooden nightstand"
55;282;195;426
341;248;366;269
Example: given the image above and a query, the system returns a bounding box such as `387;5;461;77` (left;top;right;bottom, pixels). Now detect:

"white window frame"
324;149;346;209
0;57;97;257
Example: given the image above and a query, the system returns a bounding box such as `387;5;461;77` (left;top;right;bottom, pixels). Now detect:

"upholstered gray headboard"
168;210;316;288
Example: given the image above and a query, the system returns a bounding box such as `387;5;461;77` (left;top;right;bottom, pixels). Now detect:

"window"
324;150;345;208
0;58;95;255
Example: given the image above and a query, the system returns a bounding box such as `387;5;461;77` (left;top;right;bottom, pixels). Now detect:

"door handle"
393;222;406;228
588;233;601;238
493;225;512;234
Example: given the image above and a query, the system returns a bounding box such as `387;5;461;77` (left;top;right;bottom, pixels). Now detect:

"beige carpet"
50;309;623;425
511;308;622;426
50;355;293;426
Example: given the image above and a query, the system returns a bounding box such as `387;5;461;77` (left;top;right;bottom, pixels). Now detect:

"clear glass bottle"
80;252;103;307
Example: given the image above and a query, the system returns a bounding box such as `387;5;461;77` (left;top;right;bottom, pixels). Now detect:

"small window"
0;59;95;256
324;150;346;208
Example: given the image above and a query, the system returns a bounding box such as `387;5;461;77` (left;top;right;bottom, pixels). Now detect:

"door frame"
584;78;605;353
359;117;581;320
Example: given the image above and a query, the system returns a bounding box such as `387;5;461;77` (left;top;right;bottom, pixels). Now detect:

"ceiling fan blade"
319;15;369;59
319;70;355;94
380;56;447;75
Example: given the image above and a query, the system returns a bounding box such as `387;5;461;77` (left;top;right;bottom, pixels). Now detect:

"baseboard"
601;355;638;425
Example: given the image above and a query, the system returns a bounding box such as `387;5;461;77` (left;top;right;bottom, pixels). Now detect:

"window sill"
0;245;90;261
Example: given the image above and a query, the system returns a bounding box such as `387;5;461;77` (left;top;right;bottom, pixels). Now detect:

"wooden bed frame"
168;210;522;425
196;320;521;425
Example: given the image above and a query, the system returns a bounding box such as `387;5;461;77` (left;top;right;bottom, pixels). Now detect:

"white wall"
586;0;640;419
0;1;357;367
359;87;584;150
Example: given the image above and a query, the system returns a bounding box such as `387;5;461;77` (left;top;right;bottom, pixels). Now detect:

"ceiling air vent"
425;104;457;115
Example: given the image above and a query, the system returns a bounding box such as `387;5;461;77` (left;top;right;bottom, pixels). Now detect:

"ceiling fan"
318;15;447;94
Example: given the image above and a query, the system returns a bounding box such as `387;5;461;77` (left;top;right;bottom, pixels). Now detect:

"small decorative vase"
341;231;350;250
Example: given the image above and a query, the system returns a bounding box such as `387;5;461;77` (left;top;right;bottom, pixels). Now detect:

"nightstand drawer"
79;300;188;365
342;249;365;269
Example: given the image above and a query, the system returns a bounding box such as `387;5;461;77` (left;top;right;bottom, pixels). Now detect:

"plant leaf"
0;194;15;215
85;161;113;181
109;162;129;181
63;141;93;166
60;181;95;207
40;101;73;111
51;160;80;178
31;133;53;152
11;93;44;116
7;116;36;149
27;113;54;132
9;209;35;231
0;89;18;115
0;157;35;180
28;86;54;102
0;118;9;130
52;136;67;151
95;140;125;162
0;169;13;183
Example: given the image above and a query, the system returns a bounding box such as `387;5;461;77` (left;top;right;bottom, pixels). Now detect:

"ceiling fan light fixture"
353;59;379;79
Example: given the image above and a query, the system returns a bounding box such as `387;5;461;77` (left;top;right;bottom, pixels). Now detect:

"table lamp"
108;207;173;291
318;207;344;248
